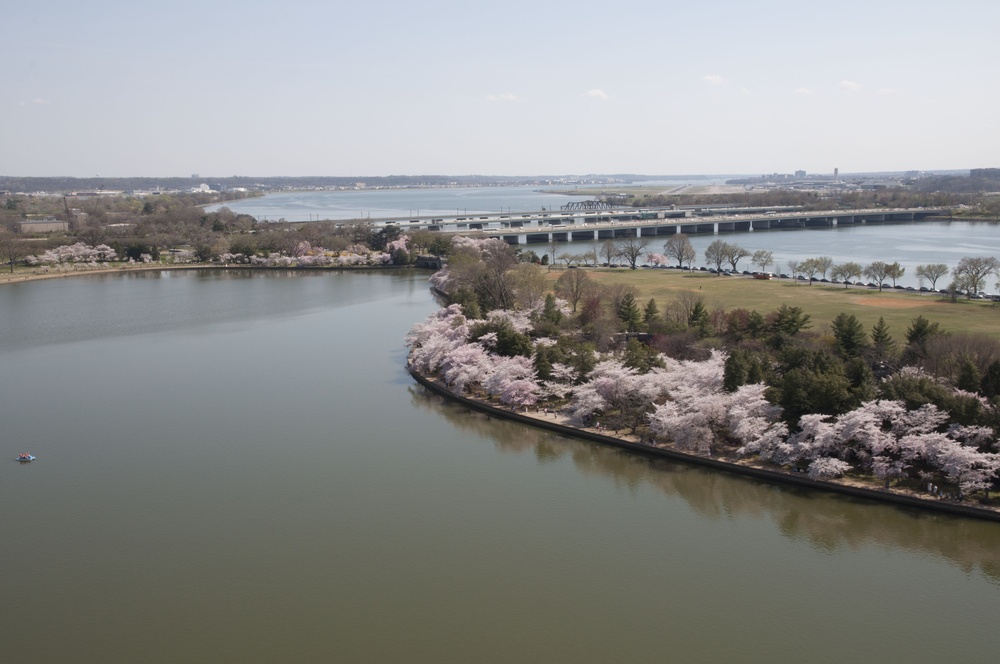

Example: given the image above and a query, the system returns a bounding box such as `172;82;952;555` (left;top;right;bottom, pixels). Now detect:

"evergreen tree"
623;338;665;373
904;315;943;361
956;358;981;393
541;293;562;324
769;304;811;336
870;317;895;361
981;360;1000;399
643;298;659;325
618;292;642;332
723;350;749;392
831;313;868;358
534;346;553;381
688;300;710;336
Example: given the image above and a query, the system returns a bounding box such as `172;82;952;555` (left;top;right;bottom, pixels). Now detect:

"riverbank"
409;366;1000;523
0;262;418;287
0;263;215;286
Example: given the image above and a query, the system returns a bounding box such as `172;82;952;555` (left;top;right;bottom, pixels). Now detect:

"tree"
724;243;750;272
616;236;648;270
885;262;905;287
622;338;665;373
904;315;944;361
688;300;710;335
769;304;811;336
864;261;891;291
664;234;695;268
510;263;548;310
799;258;820;284
554;268;592;313
751;250;774;273
643;298;659;325
617;292;642;331
0;231;27;273
953;256;999;295
704;239;728;273
813;256;834;280
830;261;863;288
980;360;1000;398
831;313;868;358
870;317;895;362
600;239;619;267
915;263;949;290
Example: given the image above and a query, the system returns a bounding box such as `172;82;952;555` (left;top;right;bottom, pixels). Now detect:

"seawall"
409;366;1000;523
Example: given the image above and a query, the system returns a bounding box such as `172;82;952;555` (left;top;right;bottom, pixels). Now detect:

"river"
1;269;998;663
210;188;1000;290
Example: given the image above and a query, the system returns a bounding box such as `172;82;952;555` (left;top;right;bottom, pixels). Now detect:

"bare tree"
724;243;750;272
886;262;905;287
704;239;728;274
0;230;26;273
555;267;594;312
799;258;820;284
510;263;549;310
814;256;834;279
953;256;1000;295
915;263;949;290
664;234;696;268
600;239;620;267
616;236;649;270
751;250;774;273
831;261;863;288
864;261;891;291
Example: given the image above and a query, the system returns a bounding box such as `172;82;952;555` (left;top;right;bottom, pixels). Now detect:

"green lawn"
566;267;1000;339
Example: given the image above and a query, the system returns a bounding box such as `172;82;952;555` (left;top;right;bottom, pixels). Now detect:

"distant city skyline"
3;0;998;178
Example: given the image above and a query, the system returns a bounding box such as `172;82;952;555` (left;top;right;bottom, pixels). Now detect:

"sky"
3;0;998;178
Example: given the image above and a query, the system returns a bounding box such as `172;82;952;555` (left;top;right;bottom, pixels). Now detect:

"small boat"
17;454;35;462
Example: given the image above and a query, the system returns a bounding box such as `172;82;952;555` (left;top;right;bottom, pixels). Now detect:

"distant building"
17;218;69;233
971;168;1000;180
794;170;806;178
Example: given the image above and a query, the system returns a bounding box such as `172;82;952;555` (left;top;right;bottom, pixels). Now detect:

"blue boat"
17;454;35;462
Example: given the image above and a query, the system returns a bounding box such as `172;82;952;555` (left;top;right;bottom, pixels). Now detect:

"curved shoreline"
408;366;1000;523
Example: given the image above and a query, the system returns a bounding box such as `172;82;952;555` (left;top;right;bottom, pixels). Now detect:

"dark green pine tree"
980;360;1000;399
643;298;659;326
831;313;868;358
870;316;895;360
618;292;642;332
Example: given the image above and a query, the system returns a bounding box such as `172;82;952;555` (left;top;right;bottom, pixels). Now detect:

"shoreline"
408;366;1000;523
0;262;414;287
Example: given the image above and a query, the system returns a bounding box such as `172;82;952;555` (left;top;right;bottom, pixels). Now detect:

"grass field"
559;267;1000;339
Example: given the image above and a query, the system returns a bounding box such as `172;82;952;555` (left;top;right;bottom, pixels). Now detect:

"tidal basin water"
2;269;999;663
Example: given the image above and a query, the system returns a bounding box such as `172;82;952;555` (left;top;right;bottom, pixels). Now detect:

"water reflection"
409;384;1000;582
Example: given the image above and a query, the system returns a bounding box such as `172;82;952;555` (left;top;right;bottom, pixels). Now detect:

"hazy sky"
4;0;997;177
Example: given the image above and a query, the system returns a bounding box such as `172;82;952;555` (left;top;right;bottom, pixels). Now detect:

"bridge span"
381;207;948;245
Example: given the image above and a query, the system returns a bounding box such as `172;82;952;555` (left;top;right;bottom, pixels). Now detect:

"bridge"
373;206;948;245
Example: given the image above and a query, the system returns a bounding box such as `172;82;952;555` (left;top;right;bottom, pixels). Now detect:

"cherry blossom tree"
808;457;852;480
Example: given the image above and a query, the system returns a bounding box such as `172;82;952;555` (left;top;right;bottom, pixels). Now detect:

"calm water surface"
2;270;999;663
212;188;1000;289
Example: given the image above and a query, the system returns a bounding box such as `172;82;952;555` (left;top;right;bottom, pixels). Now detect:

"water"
1;269;998;663
206;181;730;222
554;220;1000;290
210;188;1000;290
208;185;586;222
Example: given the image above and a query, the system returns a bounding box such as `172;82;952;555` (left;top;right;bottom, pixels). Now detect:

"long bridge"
372;206;949;245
